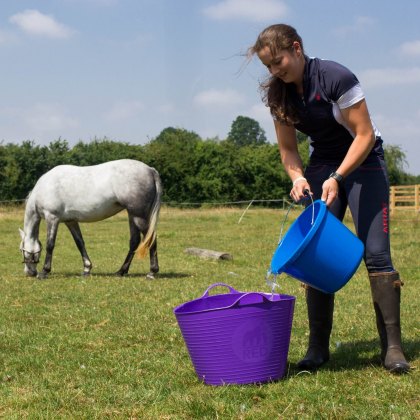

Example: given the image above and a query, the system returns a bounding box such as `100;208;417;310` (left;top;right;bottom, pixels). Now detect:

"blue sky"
1;0;420;174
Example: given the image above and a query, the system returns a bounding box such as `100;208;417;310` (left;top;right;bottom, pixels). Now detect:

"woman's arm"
274;120;311;202
321;99;376;205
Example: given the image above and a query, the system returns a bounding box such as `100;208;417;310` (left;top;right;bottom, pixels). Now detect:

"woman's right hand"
290;177;312;203
274;121;312;203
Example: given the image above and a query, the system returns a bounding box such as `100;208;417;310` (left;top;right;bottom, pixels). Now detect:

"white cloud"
373;113;420;174
0;103;80;143
248;102;272;123
359;67;420;88
63;0;118;5
0;105;20;119
157;103;176;115
203;0;289;22
24;103;79;132
193;88;245;107
375;113;420;139
105;100;144;122
334;16;375;36
9;9;75;39
400;40;420;57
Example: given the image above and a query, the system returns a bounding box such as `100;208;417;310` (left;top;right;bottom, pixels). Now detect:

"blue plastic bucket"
270;200;364;293
174;283;295;385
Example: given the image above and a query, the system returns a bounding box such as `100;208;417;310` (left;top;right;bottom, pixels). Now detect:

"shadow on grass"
288;337;419;373
31;270;192;280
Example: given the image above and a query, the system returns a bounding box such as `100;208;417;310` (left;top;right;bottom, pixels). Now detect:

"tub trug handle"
201;283;239;298
231;292;272;307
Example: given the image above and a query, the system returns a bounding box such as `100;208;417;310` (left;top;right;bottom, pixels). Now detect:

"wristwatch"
329;171;344;185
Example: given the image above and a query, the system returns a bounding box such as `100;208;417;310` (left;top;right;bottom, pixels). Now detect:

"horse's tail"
137;168;162;259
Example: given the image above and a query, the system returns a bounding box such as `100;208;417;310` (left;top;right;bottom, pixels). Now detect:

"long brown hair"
248;24;304;125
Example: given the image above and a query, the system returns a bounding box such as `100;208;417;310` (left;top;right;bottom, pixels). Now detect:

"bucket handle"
231;292;272;307
277;189;314;245
201;282;239;298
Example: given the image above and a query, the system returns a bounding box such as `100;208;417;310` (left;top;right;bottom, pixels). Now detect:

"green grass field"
0;205;419;419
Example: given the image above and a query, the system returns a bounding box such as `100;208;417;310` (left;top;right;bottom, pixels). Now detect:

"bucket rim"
270;200;327;274
173;291;296;316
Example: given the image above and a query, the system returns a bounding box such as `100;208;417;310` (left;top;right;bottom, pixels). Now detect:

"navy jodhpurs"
304;156;394;273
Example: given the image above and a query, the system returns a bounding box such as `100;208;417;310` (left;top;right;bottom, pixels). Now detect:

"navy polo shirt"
288;56;382;164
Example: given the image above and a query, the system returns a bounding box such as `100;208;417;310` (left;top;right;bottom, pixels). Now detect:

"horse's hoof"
37;272;48;280
146;272;156;280
115;271;126;277
26;271;38;278
82;272;91;277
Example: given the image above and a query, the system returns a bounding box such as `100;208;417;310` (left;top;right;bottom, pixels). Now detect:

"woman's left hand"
321;178;340;207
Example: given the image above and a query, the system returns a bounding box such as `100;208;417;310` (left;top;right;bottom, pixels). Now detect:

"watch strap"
329;171;344;184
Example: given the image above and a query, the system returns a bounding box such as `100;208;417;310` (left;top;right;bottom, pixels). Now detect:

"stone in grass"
185;247;233;261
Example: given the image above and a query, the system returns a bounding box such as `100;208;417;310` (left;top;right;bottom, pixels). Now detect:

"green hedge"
0;129;418;204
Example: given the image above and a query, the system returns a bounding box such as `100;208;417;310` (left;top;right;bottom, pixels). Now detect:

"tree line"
1;116;418;205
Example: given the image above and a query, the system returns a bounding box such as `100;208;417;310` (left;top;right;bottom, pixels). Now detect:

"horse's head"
19;228;42;277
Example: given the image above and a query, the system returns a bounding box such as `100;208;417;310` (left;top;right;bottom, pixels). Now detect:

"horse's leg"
135;215;159;279
38;217;60;279
115;215;140;277
136;215;159;279
148;237;159;280
65;221;93;276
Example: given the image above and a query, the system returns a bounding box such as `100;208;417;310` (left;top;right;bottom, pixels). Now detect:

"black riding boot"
369;271;410;374
297;286;334;371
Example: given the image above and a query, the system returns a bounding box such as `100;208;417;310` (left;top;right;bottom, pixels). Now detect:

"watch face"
330;172;342;183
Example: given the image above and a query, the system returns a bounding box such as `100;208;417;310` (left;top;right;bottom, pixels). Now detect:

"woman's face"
257;42;304;86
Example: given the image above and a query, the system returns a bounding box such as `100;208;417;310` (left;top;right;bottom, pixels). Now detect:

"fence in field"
390;184;420;215
2;185;420;214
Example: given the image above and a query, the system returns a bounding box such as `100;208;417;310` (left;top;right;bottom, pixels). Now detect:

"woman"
248;24;410;373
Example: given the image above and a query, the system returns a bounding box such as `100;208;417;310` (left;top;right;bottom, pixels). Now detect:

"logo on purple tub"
232;320;273;362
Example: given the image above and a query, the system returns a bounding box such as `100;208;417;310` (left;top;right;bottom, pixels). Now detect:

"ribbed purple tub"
174;283;295;385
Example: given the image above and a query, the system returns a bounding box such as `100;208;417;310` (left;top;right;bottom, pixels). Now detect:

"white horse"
19;159;162;279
